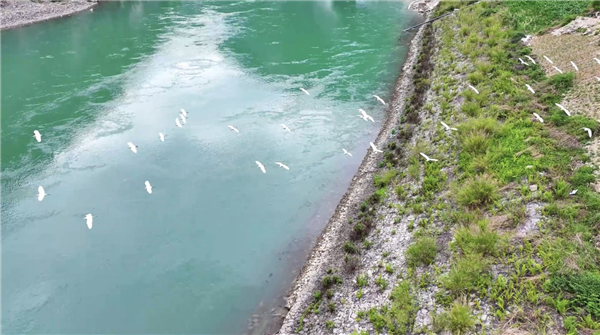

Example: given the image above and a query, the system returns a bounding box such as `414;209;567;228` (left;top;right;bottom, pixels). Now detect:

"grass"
443;253;490;297
406;236;437;267
505;1;592;33
367;281;416;334
356;273;368;288
375;275;388;290
456;174;499;208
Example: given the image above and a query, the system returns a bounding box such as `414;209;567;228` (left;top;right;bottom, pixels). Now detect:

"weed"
343;241;358;254
325;320;335;331
456;174;499;207
448;303;475;333
406;236;438;267
375;275;388;290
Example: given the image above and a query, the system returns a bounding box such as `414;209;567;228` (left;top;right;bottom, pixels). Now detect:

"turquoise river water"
1;1;420;333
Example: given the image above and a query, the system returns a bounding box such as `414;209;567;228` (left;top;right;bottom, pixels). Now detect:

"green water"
1;2;419;333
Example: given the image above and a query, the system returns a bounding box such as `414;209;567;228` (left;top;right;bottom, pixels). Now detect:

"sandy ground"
1;0;98;30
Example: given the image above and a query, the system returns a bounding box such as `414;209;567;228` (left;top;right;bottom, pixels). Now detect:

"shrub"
461;130;490;155
443;253;490;296
448;303;475;333
357;273;368;288
467;71;485;85
406;236;437;267
314;290;322;301
343;241;358;254
325;320;335;331
375;275;388;290
462;101;481;117
453;220;500;256
353;222;366;239
344;254;360;272
554;179;569;199
322;275;342;289
456;174;499;207
374;169;397;188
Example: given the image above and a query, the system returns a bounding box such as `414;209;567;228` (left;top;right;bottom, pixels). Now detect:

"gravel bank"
1;0;98;31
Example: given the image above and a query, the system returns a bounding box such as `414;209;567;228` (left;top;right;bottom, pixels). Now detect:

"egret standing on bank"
533;113;544;123
255;161;266;173
373;95;386;105
127;142;138;153
370;142;383;153
33;130;42;143
570;61;579;71
275;162;290;170
581;127;592;138
37;186;49;201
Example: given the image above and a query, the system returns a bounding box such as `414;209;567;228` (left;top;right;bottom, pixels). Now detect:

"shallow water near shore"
1;2;419;333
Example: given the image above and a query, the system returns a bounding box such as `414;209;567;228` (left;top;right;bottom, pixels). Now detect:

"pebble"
529;184;538;192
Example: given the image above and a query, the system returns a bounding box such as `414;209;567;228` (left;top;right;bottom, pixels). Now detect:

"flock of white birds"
31;54;598;230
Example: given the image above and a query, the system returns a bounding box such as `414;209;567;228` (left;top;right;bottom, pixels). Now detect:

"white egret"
555;103;571;116
180;109;188;117
467;84;479;94
519;58;529;66
543;55;554;64
300;88;310;95
359;109;375;122
159;133;166;142
179;113;187;124
37;186;49;201
145;181;153;194
342;149;352;157
33;130;41;143
420;152;438;162
570;61;579;71
525;55;536;64
228;125;239;133
84;213;93;229
581;127;592;138
525;84;535;94
255;161;266;173
175;118;183;128
275;162;290;170
594;58;600;64
373;95;386;105
596;76;600;82
90;8;93;12
281;124;291;132
552;66;564;74
370;142;383;153
127;142;138;153
533;113;544;123
569;189;578;196
440;121;458;131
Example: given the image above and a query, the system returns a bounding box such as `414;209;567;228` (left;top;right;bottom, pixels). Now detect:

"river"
1;1;420;333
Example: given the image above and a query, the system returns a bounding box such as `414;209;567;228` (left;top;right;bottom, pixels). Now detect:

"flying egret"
37;186;49;201
370;142;383;153
570;61;579;71
33;130;41;143
359;109;375;122
180;109;188;117
525;84;535;94
255;161;266;173
581;127;592;138
281;124;291;132
373;95;386;105
275;162;290;170
159;133;166;142
555;103;571;116
300;88;310;95
179;113;187;124
519;58;529;66
543;55;554;64
342;149;352;157
596;77;600;82
90;8;93;12
145;181;153;194
594;58;600;64
569;189;578;196
552;66;563;74
440;121;458;131
84;213;93;229
467;84;479;94
420;152;439;162
525;55;536;64
127;142;138;153
228;125;239;133
175;118;183;128
533;113;544;123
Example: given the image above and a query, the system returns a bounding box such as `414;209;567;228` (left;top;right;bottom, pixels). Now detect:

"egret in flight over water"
525;84;535;94
581;127;592;138
342;149;352;157
180;113;187;124
552;66;563;74
33;130;41;143
525;55;536;64
175;118;183;128
440;121;458;131
127;142;138;153
373;95;386;105
300;88;310;95
180;109;188;117
159;133;166;142
370;142;383;153
275;162;290;170
37;186;49;201
570;61;579;71
555;103;571;116
420;152;438;162
543;55;554;64
359;109;374;122
228;125;239;133
281;124;291;132
467;84;479;94
533;113;544;123
255;161;266;173
84;213;93;229
145;181;153;194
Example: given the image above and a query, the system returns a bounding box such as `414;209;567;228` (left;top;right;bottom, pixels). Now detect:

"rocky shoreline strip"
1;0;98;31
276;10;431;335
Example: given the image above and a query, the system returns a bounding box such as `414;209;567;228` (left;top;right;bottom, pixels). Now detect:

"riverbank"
277;1;600;334
0;0;97;31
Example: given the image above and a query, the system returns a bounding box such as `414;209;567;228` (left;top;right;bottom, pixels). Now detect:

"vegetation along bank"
278;1;600;334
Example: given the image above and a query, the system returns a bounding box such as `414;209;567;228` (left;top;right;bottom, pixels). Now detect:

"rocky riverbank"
1;0;98;30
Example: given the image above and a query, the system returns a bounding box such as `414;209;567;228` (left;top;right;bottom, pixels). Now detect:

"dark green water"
1;2;419;333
